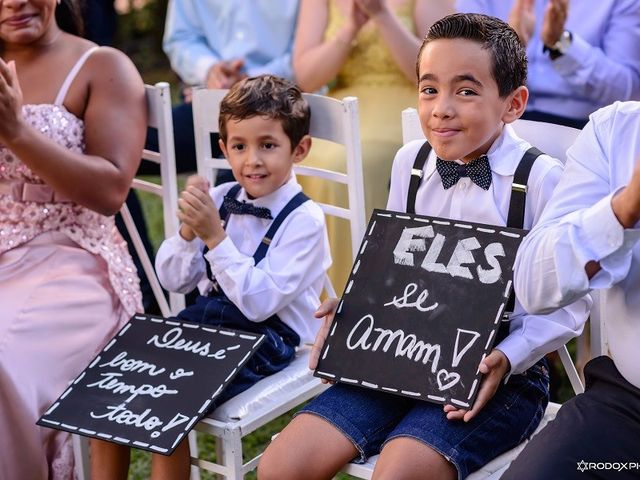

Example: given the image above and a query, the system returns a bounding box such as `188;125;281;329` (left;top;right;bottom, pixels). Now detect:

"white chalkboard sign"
315;210;526;408
38;314;264;455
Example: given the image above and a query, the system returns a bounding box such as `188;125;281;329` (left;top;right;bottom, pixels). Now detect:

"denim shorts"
300;358;549;479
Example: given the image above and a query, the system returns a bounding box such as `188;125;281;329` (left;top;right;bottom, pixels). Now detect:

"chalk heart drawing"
436;369;460;391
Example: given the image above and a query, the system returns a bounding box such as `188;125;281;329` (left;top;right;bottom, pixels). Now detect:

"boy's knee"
257;449;290;480
258;441;308;480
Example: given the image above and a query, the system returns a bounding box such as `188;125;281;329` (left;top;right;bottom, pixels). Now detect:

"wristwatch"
543;30;572;60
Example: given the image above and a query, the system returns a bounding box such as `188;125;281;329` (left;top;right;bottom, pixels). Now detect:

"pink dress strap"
53;46;100;106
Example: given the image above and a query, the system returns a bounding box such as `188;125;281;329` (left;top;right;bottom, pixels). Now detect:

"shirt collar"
423;123;529;179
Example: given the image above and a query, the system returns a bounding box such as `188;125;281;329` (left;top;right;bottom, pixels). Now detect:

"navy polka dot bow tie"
222;195;273;219
436;155;492;190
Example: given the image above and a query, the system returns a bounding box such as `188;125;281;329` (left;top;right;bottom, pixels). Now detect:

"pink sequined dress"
0;47;142;480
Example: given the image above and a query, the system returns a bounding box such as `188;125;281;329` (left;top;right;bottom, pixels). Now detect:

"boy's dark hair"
219;75;311;150
416;13;527;98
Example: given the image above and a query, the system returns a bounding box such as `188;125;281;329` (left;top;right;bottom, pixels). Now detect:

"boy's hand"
178;185;226;248
309;298;339;383
179;176;211;241
541;0;569;48
508;0;536;46
443;349;510;422
185;174;210;193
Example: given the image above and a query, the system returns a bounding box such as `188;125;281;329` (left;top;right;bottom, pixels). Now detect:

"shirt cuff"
494;333;529;377
206;236;244;275
576;192;627;261
551;33;590;75
194;56;219;86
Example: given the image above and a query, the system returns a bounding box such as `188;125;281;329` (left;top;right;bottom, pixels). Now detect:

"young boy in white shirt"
91;75;331;479
259;14;590;480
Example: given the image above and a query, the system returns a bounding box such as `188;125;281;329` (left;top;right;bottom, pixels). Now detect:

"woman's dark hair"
416;13;527;98
55;0;85;37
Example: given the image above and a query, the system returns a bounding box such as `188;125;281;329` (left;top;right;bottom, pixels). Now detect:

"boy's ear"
502;86;529;124
218;138;229;158
292;135;312;164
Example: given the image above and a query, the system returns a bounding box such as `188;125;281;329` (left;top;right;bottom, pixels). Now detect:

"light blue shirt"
163;0;300;86
457;0;640;121
514;101;640;388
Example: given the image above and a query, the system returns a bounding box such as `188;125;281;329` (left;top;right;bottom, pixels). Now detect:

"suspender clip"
411;168;424;178
261;237;272;246
511;182;527;193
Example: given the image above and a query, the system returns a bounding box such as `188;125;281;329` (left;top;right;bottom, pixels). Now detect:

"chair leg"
188;431;202;480
218;428;244;479
73;434;91;480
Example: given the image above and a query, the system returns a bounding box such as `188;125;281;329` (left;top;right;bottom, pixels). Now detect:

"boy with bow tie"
140;75;330;478
259;14;589;480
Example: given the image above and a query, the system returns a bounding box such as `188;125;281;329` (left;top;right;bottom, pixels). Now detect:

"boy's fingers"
309;313;334;370
314;297;339;318
446;409;467;421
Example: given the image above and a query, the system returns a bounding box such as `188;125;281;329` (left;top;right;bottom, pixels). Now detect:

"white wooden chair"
188;88;366;478
340;108;586;480
73;82;199;479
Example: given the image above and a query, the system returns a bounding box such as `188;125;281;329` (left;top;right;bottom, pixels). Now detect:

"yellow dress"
299;0;418;293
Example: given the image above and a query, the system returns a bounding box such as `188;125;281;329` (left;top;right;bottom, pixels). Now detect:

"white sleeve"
155;233;207;294
497;154;591;374
162;0;220;85
514;109;640;317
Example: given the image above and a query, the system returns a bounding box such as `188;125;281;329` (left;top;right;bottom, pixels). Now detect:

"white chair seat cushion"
209;346;319;422
343;402;561;480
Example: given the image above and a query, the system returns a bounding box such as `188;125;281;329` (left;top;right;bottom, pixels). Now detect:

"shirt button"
458;181;467;190
236;30;245;40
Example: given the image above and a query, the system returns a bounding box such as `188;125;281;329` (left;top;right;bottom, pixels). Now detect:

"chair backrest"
119;82;184;316
401;107;580;163
192;89;367;292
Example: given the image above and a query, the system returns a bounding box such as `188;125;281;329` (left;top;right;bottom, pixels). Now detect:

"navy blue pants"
503;356;640;480
177;293;299;407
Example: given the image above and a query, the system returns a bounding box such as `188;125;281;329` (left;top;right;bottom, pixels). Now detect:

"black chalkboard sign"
315;210;526;408
38;314;264;455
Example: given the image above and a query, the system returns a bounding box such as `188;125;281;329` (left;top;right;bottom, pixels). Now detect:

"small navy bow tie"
436;155;492;190
222;195;273;219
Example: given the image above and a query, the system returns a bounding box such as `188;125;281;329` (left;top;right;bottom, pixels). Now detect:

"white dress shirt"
514;101;640;389
155;176;331;344
457;0;640;121
388;125;591;375
163;0;299;86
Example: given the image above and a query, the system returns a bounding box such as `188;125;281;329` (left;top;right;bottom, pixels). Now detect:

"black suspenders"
203;184;310;282
405;140;542;229
406;141;543;313
406;142;433;214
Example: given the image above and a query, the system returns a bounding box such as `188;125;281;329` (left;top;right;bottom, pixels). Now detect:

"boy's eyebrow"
453;74;483;88
418;72;483;88
227;133;279;142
